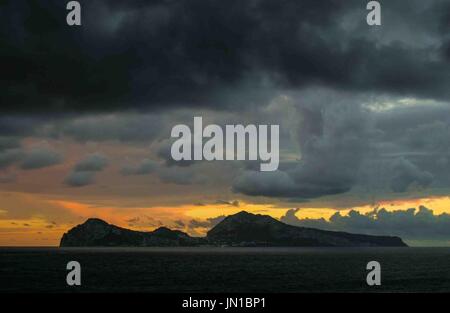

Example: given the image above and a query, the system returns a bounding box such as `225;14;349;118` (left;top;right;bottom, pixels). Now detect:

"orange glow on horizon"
1;194;450;246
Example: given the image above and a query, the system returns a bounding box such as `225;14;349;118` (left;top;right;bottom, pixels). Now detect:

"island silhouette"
60;211;407;247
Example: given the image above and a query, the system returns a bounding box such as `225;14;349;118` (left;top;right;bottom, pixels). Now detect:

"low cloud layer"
281;206;450;241
186;215;226;231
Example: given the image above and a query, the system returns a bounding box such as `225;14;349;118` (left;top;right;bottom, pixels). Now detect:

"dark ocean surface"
0;247;449;293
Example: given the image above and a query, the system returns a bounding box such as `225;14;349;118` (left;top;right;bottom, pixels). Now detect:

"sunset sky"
1;0;450;246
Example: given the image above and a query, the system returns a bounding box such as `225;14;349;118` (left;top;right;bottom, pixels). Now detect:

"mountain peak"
152;226;172;233
206;211;282;243
228;211;274;220
207;211;407;247
225;211;279;224
60;219;201;247
84;218;109;225
151;226;189;238
228;211;254;219
233;211;252;216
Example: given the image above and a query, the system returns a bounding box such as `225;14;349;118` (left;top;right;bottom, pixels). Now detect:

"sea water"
0;247;449;292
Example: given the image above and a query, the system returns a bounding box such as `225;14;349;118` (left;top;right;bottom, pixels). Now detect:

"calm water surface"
0;247;449;292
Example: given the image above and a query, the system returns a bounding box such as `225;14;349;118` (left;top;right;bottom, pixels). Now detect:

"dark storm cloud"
0;117;43;136
121;159;158;176
0;138;23;169
0;137;21;151
232;93;450;200
65;171;95;187
65;153;108;187
55;114;165;143
389;158;433;192
370;103;450;193
74;153;108;172
156;139;195;167
233;101;373;198
1;135;64;171
120;156;208;185
0;113;166;144
20;147;62;170
2;0;450;113
0;148;22;169
281;206;450;240
3;0;450;206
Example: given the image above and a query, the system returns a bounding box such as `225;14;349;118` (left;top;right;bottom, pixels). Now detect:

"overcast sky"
1;0;450;246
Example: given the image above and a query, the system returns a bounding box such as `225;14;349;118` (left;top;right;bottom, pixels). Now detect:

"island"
60;211;407;247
